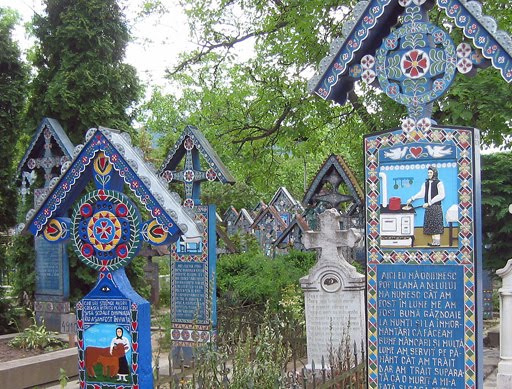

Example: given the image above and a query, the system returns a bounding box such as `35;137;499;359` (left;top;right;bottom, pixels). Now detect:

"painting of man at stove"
378;163;458;248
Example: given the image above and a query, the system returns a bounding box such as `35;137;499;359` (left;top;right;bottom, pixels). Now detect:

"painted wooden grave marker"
24;127;200;389
310;0;512;387
17;118;74;331
159;125;235;363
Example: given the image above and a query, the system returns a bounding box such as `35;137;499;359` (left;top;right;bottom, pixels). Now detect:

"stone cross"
303;208;363;264
300;208;366;367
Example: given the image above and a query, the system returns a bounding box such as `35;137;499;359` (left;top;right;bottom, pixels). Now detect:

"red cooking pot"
388;197;401;211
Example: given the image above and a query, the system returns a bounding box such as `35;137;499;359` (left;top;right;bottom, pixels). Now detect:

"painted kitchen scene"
377;142;459;248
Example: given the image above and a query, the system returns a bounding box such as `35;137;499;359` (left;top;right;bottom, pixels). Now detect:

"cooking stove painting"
377;142;458;248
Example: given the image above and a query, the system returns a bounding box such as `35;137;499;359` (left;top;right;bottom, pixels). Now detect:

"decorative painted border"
364;126;478;388
75;275;140;389
438;0;512;83
28;130;182;238
312;0;393;99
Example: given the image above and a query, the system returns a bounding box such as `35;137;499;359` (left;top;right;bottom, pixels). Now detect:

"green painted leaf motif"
402;78;427;94
402;33;426;49
386;54;401;79
429;49;446;75
403;6;422;23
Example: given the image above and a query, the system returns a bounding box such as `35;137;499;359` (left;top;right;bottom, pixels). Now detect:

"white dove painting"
383;146;408;160
425;145;453;158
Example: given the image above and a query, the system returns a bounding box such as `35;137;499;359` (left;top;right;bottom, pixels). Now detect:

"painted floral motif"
183;137;194;151
401;49;430;78
457;57;473;73
362;69;376;84
183;169;195;182
456;42;472;58
206;168;217;181
162;170;173;183
361;54;375;69
183;198;195;208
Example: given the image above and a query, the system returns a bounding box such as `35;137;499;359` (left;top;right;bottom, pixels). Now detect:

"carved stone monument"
300;209;365;367
497;259;512;388
24;127;201;389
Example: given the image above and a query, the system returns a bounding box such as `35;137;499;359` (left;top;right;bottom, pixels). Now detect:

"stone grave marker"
159;125;235;364
300;208;365;367
310;0;512;387
24;127;201;389
17;118;74;331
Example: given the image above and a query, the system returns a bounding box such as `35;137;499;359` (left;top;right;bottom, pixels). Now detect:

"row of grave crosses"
17;121;236;387
220;155;366;258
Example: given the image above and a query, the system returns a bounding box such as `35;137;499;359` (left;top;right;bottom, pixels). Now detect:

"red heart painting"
410;147;423;158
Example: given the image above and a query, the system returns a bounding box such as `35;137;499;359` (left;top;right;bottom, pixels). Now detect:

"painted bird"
384;146;408;160
425;145;452;158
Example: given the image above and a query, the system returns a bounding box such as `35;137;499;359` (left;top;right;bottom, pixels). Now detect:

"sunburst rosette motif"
72;189;141;271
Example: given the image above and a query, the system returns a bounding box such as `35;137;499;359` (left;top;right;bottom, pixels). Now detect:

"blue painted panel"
377;264;465;387
173;261;207;322
35;236;69;298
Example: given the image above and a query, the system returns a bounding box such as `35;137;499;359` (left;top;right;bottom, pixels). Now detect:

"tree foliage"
0;7;28;230
10;0;146;303
139;0;511;205
481;152;512;271
216;249;316;308
26;0;142;144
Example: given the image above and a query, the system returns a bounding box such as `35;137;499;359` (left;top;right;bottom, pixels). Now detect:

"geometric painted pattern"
27;129;190;239
71;189;141;272
365;126;479;388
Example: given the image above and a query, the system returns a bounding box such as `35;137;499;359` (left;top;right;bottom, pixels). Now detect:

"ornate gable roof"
234;208;254;229
273;214;310;248
17;117;74;181
159;125;235;206
268;187;303;214
251;205;287;231
309;0;511;119
223;206;239;223
303;154;364;214
24;127;201;239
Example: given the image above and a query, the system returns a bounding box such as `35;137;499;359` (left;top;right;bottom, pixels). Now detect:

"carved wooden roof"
303;154;364;214
309;0;511;123
24;127;201;239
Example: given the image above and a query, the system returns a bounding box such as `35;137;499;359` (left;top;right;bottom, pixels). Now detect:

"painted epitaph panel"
170;205;217;357
76;271;152;389
364;126;482;388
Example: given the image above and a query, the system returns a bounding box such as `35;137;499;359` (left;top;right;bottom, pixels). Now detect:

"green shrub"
9;312;65;351
217;249;315;310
